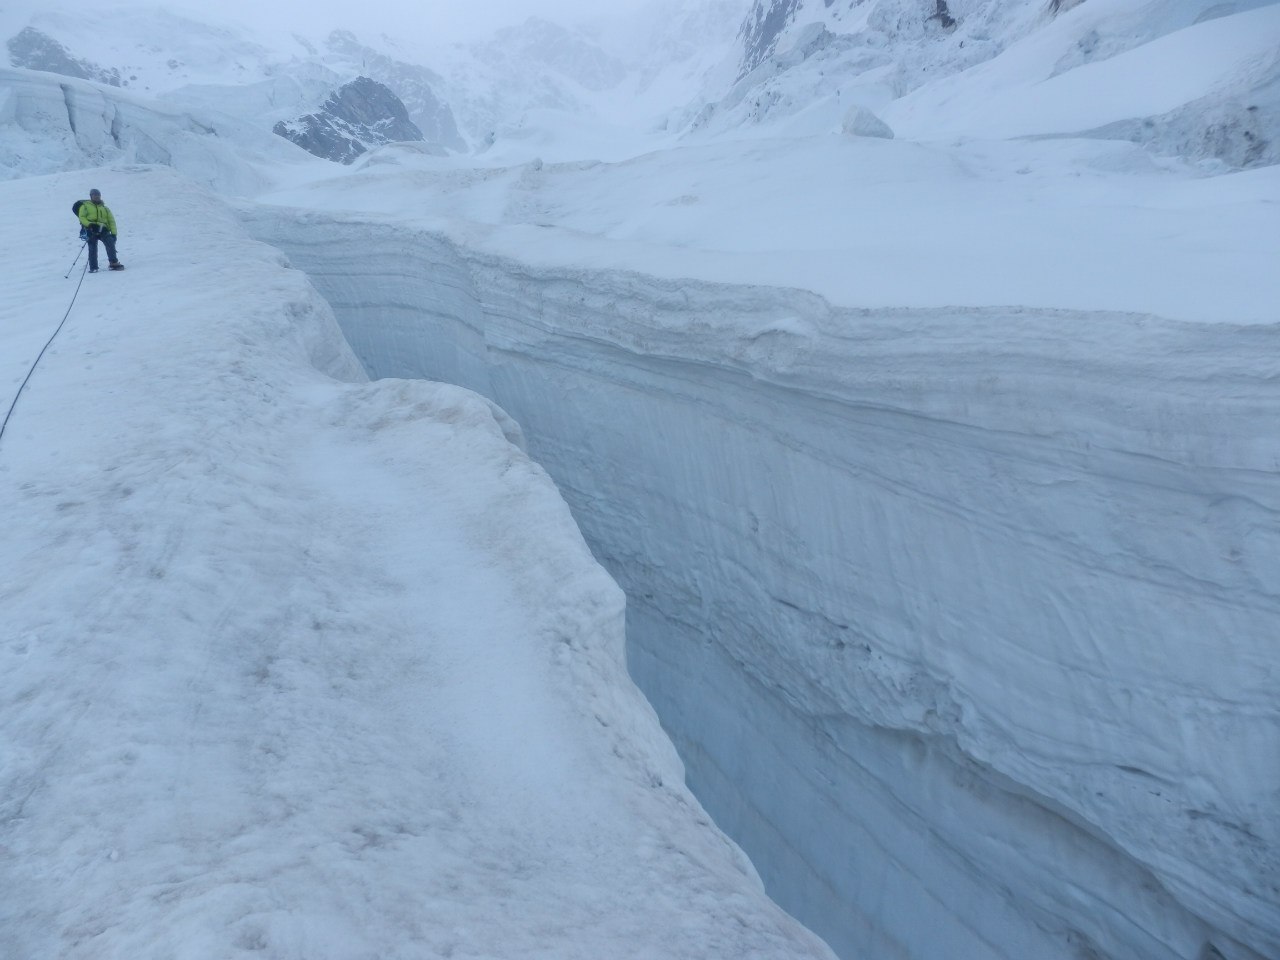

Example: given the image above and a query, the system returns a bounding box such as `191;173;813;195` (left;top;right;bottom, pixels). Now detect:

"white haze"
1;0;666;45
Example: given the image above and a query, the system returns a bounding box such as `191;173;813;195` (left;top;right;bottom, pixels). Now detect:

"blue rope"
0;255;91;447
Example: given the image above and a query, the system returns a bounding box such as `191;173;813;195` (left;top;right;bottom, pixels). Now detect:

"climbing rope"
0;251;91;447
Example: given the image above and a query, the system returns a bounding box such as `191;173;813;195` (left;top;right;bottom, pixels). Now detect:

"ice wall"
242;209;1280;960
0;67;301;191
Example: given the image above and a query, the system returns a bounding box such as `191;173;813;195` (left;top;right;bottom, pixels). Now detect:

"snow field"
0;168;835;960
259;130;1280;326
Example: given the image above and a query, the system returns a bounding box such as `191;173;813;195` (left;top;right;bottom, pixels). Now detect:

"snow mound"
841;104;893;138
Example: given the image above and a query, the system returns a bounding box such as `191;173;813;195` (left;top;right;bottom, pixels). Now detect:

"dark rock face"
273;76;425;164
7;26;122;86
737;0;802;80
326;32;467;152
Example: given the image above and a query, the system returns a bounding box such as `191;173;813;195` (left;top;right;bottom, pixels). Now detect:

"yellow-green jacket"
78;200;117;235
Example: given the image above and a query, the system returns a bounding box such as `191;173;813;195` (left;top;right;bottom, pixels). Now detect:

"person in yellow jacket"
77;188;124;273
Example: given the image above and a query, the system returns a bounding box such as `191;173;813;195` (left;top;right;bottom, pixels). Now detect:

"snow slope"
884;1;1280;163
0;168;836;960
0;5;316;96
694;0;1280;169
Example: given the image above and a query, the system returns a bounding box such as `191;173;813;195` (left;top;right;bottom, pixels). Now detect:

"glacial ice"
242;209;1280;960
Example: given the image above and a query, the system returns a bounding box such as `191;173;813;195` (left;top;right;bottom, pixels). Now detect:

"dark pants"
87;230;118;270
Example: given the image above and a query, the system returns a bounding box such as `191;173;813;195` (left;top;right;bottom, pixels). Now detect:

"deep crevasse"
241;208;1280;960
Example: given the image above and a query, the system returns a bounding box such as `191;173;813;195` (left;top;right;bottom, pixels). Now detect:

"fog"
110;0;660;43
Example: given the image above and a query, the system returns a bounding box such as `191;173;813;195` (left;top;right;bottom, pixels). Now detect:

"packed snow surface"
0;170;835;960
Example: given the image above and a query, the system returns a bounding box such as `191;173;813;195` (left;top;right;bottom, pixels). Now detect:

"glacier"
4;2;1280;959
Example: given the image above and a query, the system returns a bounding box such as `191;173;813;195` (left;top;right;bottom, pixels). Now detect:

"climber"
77;188;125;273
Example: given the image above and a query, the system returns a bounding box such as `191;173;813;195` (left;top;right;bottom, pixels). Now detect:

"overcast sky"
156;0;663;44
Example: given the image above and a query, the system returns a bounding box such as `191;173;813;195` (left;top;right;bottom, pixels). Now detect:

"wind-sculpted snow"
1;169;835;960
242;209;1280;960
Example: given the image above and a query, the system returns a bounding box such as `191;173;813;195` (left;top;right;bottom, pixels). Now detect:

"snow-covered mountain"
5;0;1279;169
2;3;1278;960
7;7;288;95
688;0;1280;169
6;26;124;87
0;8;468;154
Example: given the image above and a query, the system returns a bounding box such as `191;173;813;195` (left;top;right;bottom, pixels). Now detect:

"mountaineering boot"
109;261;125;270
89;267;98;273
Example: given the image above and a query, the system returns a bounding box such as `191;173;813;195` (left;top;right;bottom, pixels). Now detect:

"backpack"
73;199;88;239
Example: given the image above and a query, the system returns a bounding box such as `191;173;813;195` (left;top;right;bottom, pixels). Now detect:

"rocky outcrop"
7;26;121;87
737;0;802;80
1087;80;1279;169
931;0;957;29
325;32;467;153
273;76;424;164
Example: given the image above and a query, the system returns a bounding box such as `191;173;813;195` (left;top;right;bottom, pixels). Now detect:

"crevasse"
242;208;1280;960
